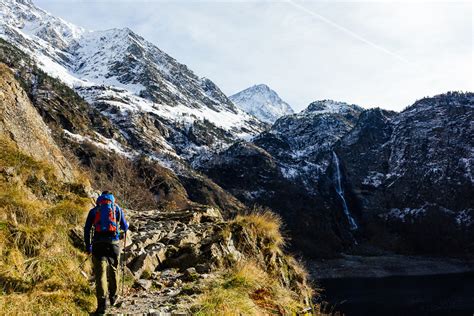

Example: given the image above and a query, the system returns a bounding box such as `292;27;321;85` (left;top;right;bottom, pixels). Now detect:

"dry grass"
193;207;317;315
192;260;306;315
234;207;286;250
0;135;95;313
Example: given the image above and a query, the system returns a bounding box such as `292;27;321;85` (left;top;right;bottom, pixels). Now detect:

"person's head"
96;191;115;205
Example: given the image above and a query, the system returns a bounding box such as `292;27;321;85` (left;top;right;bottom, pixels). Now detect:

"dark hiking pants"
92;241;120;305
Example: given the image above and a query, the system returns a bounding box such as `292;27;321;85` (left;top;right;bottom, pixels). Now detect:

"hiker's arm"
83;209;94;251
118;206;129;232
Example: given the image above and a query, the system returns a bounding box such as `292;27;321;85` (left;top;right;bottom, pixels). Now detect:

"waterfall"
332;151;358;231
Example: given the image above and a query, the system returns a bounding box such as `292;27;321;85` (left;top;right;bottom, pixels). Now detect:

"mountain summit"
303;100;363;115
230;84;294;123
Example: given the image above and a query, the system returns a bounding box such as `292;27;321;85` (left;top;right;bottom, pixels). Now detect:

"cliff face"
0;63;74;181
201;95;474;258
336;94;474;254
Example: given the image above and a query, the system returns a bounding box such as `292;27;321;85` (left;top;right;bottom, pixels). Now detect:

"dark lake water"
317;272;474;316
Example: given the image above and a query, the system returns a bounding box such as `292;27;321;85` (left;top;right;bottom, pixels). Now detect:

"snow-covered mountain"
230;84;294;123
302;100;363;115
253;99;363;182
201;93;474;257
0;0;265;165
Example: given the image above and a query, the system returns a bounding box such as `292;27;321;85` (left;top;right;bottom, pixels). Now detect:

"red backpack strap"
92;207;101;231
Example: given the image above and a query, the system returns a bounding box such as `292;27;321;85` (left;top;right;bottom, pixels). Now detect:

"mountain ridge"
0;0;266;167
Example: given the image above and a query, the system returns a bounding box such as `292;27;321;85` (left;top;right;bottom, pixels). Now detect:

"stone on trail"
134;279;152;291
128;244;166;278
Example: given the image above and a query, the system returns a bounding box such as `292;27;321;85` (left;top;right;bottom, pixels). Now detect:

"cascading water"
332;151;358;230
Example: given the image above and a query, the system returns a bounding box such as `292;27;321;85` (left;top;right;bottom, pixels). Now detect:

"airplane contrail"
285;0;410;63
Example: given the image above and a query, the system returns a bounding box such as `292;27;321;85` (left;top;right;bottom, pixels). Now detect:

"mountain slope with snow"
201;93;474;257
230;84;294;123
0;0;265;165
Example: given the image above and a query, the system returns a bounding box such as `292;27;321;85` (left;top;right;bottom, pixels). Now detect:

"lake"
317;272;474;316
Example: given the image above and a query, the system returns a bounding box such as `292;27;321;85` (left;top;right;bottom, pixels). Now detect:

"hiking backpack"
93;199;120;236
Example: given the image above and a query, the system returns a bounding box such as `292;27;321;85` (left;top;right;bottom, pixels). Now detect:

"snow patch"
362;172;385;188
63;130;132;157
455;210;472;227
380;207;426;222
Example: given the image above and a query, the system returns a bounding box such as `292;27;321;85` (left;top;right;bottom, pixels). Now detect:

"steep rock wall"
0;63;73;181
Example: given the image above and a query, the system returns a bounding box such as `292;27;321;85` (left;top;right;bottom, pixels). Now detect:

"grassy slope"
192;210;316;315
0;136;95;313
0;136;318;315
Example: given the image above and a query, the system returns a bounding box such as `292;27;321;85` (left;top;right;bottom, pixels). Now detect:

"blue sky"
35;0;472;111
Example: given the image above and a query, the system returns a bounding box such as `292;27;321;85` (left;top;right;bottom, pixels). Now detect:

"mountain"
201;94;474;257
200;100;366;256
0;0;265;167
230;84;294;123
256;100;363;166
336;92;474;254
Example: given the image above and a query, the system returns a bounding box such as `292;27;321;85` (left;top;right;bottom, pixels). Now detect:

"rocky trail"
104;206;228;315
97;204;312;315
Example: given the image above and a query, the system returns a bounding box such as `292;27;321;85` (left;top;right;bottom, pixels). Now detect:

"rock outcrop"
0;63;73;181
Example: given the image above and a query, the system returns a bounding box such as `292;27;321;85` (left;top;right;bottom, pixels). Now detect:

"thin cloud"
285;0;410;63
34;0;472;111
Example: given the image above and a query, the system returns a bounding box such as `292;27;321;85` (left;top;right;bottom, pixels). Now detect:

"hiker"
84;191;129;314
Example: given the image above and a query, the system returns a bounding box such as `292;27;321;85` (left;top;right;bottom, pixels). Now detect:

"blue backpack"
93;193;120;235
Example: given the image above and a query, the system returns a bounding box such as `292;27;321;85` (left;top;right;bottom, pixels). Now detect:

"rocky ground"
100;206;312;315
106;206;228;314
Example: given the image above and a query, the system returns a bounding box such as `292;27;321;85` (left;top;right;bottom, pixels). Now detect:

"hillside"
0;64;94;312
0;60;314;313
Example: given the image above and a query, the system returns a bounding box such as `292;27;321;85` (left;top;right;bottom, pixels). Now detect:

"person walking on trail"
84;191;129;314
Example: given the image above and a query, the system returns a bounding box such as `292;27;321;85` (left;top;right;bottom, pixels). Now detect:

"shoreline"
308;254;474;279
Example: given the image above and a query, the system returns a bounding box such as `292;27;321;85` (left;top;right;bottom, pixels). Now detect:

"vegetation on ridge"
0;136;95;313
192;208;315;315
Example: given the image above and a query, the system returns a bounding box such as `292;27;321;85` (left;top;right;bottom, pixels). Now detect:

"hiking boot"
94;298;107;315
110;294;120;307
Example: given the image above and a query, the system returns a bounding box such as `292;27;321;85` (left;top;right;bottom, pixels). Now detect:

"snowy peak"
0;0;84;49
303;100;363;116
230;84;294;123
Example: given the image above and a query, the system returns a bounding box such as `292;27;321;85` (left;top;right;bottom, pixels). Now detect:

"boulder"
128;244;166;278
